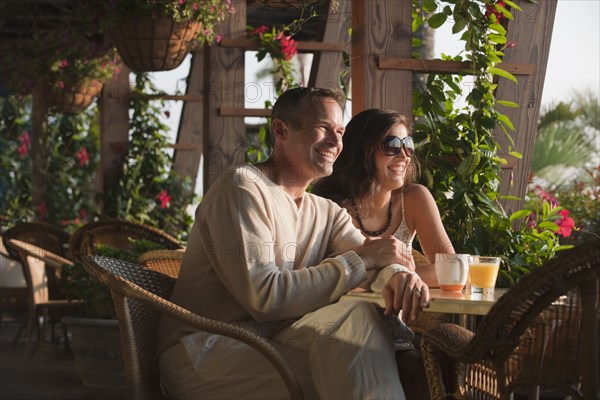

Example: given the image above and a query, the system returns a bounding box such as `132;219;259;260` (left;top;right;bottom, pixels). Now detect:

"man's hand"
355;237;415;271
382;271;430;322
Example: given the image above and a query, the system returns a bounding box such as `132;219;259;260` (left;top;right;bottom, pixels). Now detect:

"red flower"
36;202;48;220
76;148;89;166
277;33;297;61
485;1;506;21
527;211;537;228
158;190;172;209
505;41;517;49
555;209;575;237
79;208;87;219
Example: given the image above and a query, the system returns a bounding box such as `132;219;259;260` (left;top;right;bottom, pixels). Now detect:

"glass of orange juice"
468;256;501;295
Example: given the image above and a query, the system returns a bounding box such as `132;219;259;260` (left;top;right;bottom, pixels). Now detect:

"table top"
341;288;509;316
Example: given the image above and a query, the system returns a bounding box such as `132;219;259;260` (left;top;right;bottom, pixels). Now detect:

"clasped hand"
355;236;429;321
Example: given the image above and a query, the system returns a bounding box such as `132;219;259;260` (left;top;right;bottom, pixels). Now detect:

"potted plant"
100;0;236;72
60;240;163;398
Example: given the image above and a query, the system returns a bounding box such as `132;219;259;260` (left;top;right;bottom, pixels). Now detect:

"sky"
150;0;600;195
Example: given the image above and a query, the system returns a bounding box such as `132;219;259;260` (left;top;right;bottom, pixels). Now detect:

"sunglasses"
380;135;414;157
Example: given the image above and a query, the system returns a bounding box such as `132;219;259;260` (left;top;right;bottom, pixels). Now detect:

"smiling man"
158;87;428;399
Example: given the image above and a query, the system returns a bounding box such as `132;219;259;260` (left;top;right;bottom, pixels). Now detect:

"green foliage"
412;0;566;285
0;96;99;229
60;239;164;319
104;73;193;239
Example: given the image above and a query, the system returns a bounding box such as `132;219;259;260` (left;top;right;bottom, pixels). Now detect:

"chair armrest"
9;239;74;269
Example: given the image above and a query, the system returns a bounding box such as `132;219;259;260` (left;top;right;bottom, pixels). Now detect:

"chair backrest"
466;238;600;398
2;221;70;261
137;249;184;279
3;222;71;302
84;255;305;400
69;219;184;263
84;256;176;400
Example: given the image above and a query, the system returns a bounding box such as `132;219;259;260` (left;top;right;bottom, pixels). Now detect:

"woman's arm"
404;184;455;287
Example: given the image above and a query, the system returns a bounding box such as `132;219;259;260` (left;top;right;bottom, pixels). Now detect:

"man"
158;87;430;399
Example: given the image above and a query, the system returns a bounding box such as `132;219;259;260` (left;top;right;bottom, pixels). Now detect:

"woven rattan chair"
83;255;303;400
68;219;185;263
420;238;600;400
7;239;83;358
137;249;184;279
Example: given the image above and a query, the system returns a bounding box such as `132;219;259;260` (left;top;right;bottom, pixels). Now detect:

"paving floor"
0;321;102;400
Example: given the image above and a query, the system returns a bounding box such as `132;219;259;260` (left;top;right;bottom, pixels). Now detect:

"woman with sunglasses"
313;108;454;286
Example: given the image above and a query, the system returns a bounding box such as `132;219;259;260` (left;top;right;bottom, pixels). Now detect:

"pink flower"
59;59;68;69
76;148;89;166
179;0;185;5
215;34;222;44
527;211;537;228
555;209;575;237
18;131;30;158
192;2;198;11
505;41;517;49
158;190;172;209
37;202;47;220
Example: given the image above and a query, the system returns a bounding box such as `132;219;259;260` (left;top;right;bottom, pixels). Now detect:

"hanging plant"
100;0;236;72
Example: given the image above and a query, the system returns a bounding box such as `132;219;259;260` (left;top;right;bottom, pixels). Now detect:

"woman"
313;108;454;287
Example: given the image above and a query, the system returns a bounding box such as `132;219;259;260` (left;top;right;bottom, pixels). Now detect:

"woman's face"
374;122;412;191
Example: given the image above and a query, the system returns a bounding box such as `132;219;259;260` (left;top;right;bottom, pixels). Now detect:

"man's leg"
159;331;319;399
274;299;406;400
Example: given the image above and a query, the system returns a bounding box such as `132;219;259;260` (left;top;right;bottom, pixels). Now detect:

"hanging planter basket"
108;17;202;72
45;80;103;114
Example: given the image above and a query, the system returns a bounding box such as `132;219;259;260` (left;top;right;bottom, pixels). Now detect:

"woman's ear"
271;119;287;141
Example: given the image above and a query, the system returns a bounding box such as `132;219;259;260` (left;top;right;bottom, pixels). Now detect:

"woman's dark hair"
312;109;417;214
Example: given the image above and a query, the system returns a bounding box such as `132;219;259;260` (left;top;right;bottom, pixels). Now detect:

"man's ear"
271;119;287;141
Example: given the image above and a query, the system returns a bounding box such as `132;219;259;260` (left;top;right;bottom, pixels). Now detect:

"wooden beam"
128;93;204;101
203;0;247;191
99;66;131;215
218;37;345;52
308;0;351;92
378;57;536;76
172;52;205;194
494;0;558;215
219;107;271;117
351;0;413;117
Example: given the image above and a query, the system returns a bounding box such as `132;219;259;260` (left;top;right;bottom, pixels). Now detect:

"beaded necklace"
352;198;392;237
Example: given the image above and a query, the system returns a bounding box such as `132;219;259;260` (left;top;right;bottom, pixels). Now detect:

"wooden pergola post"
351;0;413;117
494;0;558;214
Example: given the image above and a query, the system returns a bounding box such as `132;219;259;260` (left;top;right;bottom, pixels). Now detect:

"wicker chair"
68;219;185;263
137;249;185;279
2;222;82;360
420;238;600;400
83;255;304;400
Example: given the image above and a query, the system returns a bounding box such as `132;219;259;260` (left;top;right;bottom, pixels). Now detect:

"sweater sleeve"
198;183;367;323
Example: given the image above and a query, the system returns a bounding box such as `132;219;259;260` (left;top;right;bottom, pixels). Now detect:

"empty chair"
69;219;185;264
137;249;184;279
83;255;303;400
420;239;600;400
2;222;82;360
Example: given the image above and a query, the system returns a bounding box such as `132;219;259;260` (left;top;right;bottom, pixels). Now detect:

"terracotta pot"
45;80;103;114
109;17;202;72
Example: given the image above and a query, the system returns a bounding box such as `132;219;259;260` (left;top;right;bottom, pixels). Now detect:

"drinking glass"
468;256;501;295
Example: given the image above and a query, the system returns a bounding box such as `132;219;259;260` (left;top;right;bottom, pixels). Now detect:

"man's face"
283;99;345;180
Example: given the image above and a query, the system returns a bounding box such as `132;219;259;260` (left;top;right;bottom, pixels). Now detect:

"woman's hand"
382;271;429;322
355;236;414;271
355;236;415;271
